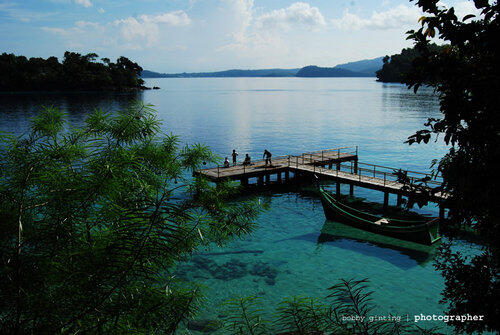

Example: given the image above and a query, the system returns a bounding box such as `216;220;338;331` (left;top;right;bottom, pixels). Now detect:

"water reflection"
276;220;438;270
319;220;438;269
0;91;141;134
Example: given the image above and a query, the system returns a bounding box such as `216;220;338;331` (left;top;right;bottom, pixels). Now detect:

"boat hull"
319;188;440;245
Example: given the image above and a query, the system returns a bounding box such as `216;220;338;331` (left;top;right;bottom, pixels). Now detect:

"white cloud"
75;20;99;28
217;0;255;52
138;11;191;26
42;21;100;37
331;5;421;30
219;30;284;53
438;1;482;20
256;2;326;31
98;8;105;14
220;0;253;30
112;11;190;47
0;2;57;22
41;26;83;36
74;0;92;8
43;10;191;50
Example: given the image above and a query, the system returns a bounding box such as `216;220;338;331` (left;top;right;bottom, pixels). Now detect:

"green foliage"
222;279;433;335
0;102;262;333
0;51;144;91
375;44;442;83
274;296;328;334
434;243;497;335
403;1;500;333
223;296;268;335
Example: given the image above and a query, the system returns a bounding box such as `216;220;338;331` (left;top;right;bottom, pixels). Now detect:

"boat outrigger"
319;186;441;245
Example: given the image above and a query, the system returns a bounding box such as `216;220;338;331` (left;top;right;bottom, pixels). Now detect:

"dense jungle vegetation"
0;51;144;92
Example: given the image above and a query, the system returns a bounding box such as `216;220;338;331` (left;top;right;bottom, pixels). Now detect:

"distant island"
141;68;299;78
295;66;368;77
142;57;384;79
376;44;442;83
0;52;145;92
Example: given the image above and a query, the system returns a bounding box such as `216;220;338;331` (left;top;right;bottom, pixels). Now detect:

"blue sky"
0;0;479;72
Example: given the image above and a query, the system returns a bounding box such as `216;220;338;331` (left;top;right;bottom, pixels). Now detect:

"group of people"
223;149;272;168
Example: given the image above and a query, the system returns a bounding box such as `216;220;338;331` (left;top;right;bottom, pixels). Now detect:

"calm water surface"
0;78;479;333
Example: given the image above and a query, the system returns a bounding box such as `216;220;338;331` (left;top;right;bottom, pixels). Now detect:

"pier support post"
353;159;358;174
396;194;402;207
336;163;341;171
265;173;270;184
277;172;282;183
383;192;389;211
241;178;248;187
349;184;354;196
336;182;341;197
439;205;445;221
257;176;264;186
329;163;333;169
285;170;290;181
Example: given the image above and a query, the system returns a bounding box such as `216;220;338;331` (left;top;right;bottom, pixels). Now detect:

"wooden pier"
194;146;447;218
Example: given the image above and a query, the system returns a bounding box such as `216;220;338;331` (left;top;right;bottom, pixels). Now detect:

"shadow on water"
0;91;142;134
275;220;439;270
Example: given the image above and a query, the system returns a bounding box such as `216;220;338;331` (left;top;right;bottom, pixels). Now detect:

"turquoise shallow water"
176;189;451;333
0;78;483;333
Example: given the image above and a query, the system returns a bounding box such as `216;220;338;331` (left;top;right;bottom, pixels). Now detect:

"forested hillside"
0;52;145;91
376;44;442;83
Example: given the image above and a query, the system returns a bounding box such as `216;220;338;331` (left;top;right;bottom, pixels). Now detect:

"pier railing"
301;146;358;163
206;146;442;189
287;156;442;188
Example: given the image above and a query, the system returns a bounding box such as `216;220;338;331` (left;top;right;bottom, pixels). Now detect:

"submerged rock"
249;261;278;285
186;255;284;284
191;255;216;271
211;258;247;280
187;319;221;333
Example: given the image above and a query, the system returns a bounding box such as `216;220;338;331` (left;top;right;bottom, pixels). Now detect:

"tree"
0;102;262;333
376;44;442;83
404;1;500;333
0;52;145;91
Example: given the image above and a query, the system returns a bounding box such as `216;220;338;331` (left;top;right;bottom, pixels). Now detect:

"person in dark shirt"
232;149;238;165
243;154;251;166
263;149;272;166
223;157;230;168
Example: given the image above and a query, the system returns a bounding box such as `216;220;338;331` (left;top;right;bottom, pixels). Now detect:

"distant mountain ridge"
141;57;384;78
295;66;368;77
141;68;299;78
333;57;384;76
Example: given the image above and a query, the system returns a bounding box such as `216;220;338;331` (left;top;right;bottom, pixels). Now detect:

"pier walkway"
195;147;358;181
194;146;446;215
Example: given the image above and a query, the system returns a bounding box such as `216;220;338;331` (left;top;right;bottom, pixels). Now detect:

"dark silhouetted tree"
0;52;145;92
404;1;500;333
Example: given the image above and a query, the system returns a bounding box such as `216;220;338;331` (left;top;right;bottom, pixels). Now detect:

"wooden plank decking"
195;147;358;181
194;146;446;204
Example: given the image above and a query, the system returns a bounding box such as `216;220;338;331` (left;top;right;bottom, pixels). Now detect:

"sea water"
0;78;483;333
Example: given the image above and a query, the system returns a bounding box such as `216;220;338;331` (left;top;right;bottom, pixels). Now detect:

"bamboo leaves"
0;102;262;333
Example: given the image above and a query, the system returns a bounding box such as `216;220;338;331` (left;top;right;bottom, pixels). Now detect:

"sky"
0;0;480;72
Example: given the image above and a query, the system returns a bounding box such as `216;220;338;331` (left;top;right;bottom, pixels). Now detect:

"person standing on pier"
232;149;238;165
263;149;272;166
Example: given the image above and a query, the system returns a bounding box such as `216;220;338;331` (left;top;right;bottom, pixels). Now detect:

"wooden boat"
319;186;441;245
